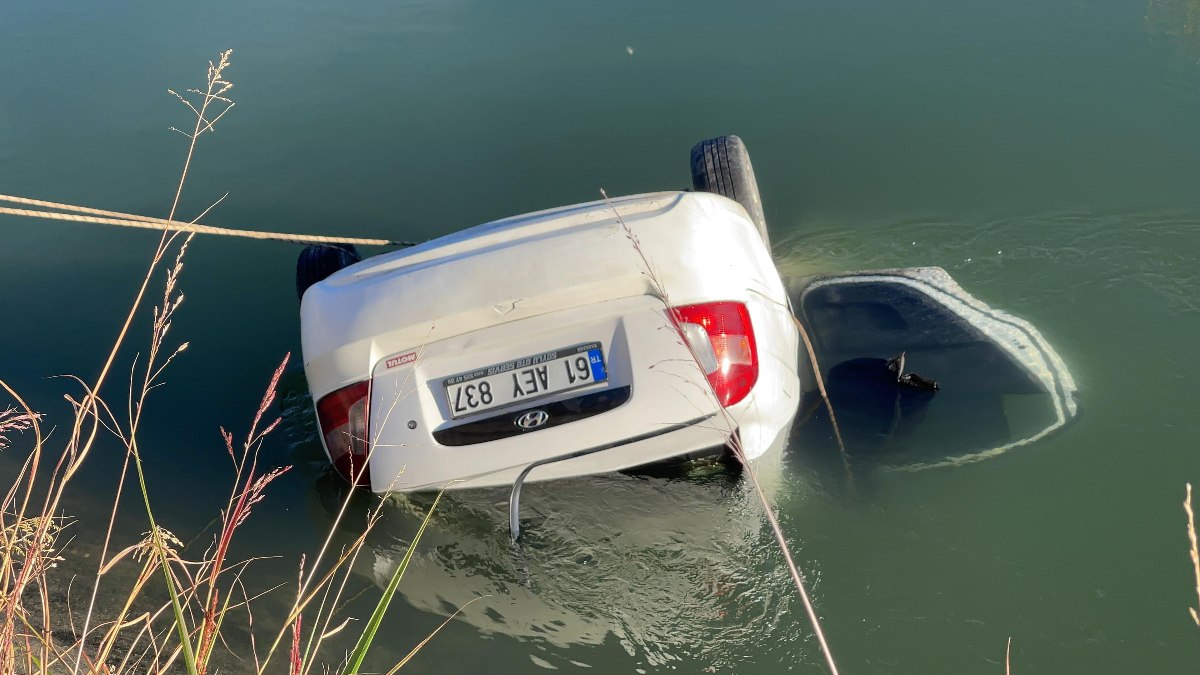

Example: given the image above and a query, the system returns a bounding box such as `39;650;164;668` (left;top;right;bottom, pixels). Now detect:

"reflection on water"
278;370;820;668
301;458;823;671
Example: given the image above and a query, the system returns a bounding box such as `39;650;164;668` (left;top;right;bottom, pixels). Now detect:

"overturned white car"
297;137;800;493
295;135;1080;500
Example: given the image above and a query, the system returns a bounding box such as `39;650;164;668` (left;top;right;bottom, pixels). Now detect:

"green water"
4;0;1200;672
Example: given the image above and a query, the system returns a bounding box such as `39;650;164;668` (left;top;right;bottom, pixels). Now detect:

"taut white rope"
0;194;416;248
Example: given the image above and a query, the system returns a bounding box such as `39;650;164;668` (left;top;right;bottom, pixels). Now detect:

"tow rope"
0;194;418;248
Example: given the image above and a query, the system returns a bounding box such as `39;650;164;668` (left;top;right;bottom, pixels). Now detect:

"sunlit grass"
0;50;438;675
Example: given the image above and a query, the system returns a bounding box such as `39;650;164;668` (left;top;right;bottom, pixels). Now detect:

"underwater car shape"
788;267;1078;472
298;137;800;492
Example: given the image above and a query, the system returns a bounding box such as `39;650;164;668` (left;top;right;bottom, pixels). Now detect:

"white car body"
300;191;800;492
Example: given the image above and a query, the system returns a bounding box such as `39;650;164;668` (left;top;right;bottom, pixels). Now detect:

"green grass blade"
158;552;199;675
132;446;199;675
341;491;443;675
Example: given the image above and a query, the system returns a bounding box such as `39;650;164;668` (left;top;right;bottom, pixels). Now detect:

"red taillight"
316;380;371;487
671;301;759;407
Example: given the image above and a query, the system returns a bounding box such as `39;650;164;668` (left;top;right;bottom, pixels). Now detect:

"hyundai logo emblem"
514;409;550;430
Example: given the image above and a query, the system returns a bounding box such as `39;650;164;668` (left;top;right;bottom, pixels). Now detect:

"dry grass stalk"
599;189;841;675
1185;483;1200;627
0;407;40;451
0;49;443;675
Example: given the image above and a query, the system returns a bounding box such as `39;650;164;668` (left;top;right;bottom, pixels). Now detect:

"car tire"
296;243;362;300
690;135;770;248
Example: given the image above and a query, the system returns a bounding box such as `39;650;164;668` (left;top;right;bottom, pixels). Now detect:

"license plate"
443;342;608;419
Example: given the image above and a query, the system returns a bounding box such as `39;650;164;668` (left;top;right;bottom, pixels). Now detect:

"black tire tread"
296;244;362;300
690;135;769;247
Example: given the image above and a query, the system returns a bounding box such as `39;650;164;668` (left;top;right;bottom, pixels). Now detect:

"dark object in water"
886;351;939;391
296;243;361;300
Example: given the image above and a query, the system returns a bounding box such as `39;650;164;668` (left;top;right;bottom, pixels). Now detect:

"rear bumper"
389;414;727;492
